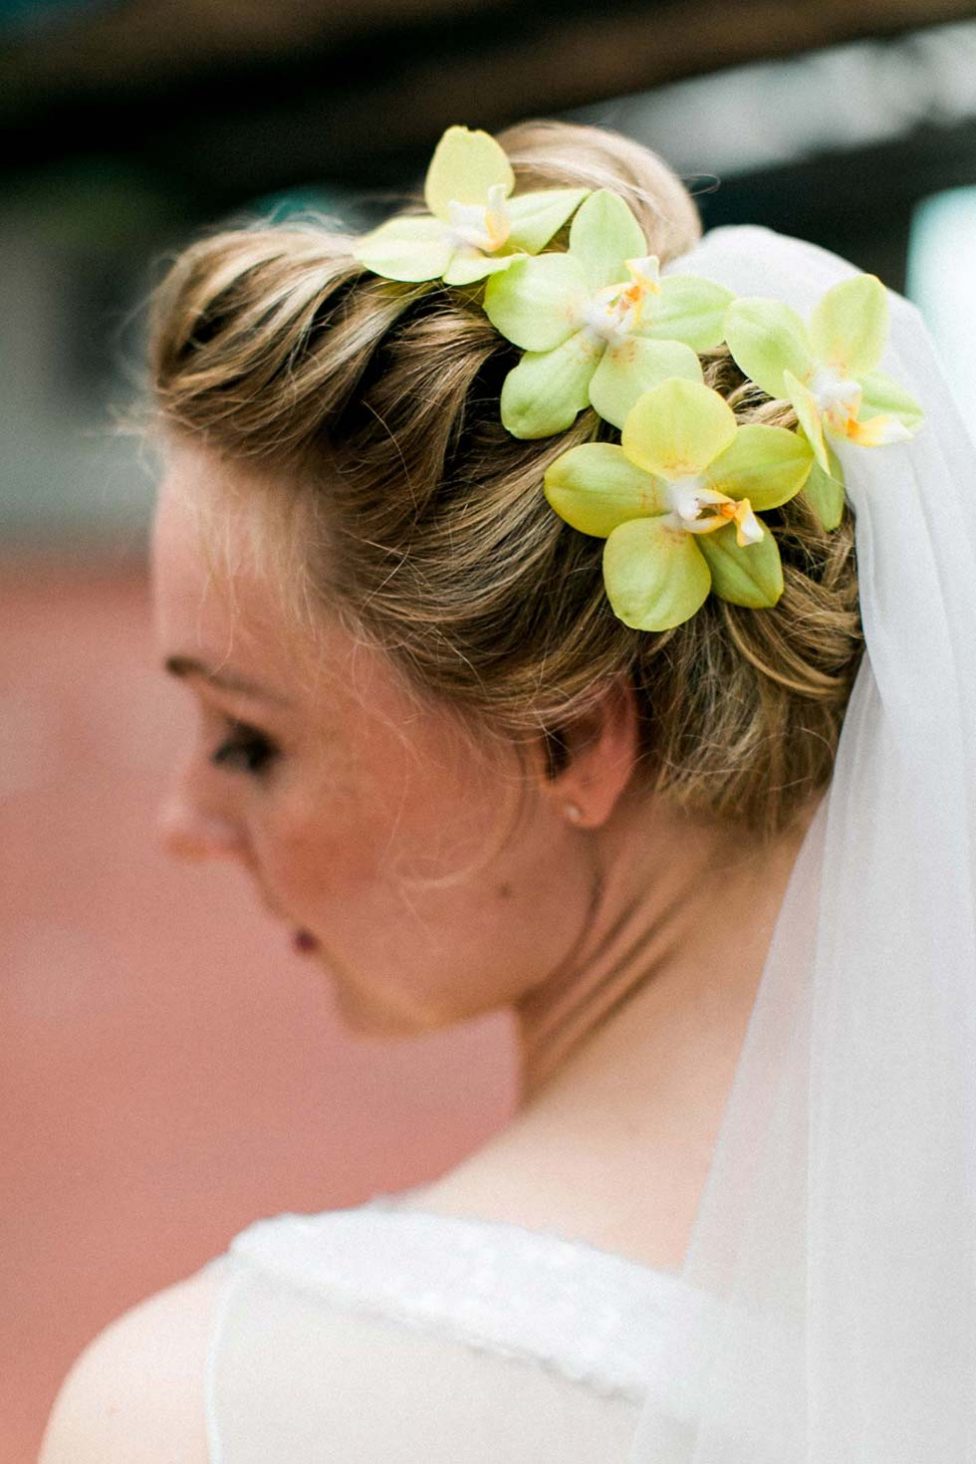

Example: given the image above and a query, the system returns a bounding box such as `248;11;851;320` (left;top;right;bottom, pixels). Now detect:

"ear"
536;679;641;828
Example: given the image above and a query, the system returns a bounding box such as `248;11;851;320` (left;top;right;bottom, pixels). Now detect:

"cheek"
249;734;576;1018
253;731;508;906
252;780;381;903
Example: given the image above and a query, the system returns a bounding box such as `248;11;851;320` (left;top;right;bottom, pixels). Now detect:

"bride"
40;120;976;1462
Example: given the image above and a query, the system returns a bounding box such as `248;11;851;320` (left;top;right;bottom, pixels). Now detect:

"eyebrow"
164;655;291;706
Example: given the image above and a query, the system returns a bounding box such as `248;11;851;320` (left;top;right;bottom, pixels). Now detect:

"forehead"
151;443;299;672
149;440;433;729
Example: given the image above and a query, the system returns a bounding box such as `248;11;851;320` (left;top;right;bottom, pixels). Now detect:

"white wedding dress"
202;1187;705;1461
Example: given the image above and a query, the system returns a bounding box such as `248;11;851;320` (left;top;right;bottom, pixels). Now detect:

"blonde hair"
149;119;863;838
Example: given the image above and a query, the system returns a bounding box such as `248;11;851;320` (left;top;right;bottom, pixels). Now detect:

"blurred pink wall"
0;560;515;1464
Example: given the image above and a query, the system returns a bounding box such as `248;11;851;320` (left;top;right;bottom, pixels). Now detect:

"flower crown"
355;125;924;632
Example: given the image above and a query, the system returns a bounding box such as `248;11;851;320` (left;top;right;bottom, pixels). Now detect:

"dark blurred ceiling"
1;0;974;547
2;0;975;294
5;0;976;200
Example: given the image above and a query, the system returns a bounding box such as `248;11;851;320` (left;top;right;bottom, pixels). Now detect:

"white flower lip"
445;185;511;254
661;476;762;546
666;477;729;534
809;364;863;428
577;258;661;347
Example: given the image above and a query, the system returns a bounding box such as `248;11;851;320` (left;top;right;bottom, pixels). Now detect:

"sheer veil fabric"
627;226;976;1461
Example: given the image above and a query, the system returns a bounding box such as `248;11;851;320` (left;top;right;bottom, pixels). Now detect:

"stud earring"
563;801;583;825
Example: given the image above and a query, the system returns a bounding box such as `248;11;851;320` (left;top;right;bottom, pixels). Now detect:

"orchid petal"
859;369;925;434
802;448;846;531
484;252;586;351
603;517;712;631
846;413;914;447
442;250;520;286
569;190;646;291
424;126;515;220
724;298;815;400
732;498;764;547
499;331;600;439
643;276;734;350
506;188;589;254
622;379;737;481
704;423;814;511
810;273;887;378
588;337;703;429
544;443;667;537
784;369;830;472
355;216;453;282
696;520;784;609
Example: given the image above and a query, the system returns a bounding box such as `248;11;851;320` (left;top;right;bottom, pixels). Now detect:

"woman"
40;120;976;1462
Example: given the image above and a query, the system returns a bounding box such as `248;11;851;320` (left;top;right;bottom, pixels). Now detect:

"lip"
256;889;318;955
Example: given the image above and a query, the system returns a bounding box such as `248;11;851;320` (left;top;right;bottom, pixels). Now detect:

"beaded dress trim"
224;1195;702;1411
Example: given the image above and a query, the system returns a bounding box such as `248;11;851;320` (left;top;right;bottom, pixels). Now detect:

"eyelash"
210;720;278;777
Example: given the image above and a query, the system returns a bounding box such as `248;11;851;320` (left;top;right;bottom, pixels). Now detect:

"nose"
157;790;247;864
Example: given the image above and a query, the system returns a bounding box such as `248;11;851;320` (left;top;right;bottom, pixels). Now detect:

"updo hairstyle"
148;119;863;838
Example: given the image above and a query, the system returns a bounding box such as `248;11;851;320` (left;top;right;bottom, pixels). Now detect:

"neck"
514;792;815;1109
409;789;820;1272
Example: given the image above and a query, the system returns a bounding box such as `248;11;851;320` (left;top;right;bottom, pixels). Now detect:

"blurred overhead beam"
5;0;976;196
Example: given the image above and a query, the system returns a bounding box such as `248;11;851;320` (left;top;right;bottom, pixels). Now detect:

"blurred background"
3;1;976;1458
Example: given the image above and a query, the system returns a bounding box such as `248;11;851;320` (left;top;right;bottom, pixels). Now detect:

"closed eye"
210;721;279;777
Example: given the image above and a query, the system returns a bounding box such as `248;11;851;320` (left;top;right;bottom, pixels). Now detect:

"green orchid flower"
354;126;588;288
482;190;734;439
724;274;924;529
544;378;814;631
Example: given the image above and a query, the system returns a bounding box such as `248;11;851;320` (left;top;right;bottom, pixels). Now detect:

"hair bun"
149;120;861;837
496;118;702;265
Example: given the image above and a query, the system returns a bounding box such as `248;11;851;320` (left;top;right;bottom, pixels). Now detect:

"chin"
331;979;431;1040
331;972;464;1041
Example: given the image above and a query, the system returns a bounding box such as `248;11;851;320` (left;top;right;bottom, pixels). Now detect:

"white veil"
628;225;976;1461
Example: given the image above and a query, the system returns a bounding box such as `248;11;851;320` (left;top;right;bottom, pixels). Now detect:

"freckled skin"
152;443;594;1039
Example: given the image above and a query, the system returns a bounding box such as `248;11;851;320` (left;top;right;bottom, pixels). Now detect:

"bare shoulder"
39;1259;227;1464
